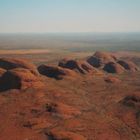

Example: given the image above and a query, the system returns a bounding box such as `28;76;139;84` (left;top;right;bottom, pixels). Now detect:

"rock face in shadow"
58;59;95;74
103;62;125;74
38;65;77;80
0;68;43;92
46;129;86;140
87;51;117;68
0;58;38;75
117;60;139;72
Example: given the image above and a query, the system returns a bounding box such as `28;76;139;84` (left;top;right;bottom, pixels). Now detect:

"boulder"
103;62;125;74
0;58;38;75
0;68;43;92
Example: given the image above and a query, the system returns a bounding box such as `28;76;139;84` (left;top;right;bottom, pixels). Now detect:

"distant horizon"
0;30;140;52
1;31;140;34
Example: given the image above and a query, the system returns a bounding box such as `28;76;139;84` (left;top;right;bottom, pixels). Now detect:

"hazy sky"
0;0;140;33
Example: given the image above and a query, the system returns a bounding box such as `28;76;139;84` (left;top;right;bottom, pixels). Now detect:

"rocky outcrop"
59;59;96;74
0;68;43;91
117;60;139;72
0;58;38;75
87;51;117;68
38;65;77;80
103;62;125;74
87;51;139;74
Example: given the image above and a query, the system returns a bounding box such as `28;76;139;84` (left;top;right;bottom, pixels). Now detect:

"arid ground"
0;49;140;140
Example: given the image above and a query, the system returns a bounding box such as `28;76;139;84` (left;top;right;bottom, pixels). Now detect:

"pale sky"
0;0;140;33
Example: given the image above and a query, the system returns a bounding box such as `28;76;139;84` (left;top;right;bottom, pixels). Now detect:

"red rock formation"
59;59;96;74
38;64;77;80
103;62;125;74
0;68;43;91
117;60;139;72
0;58;38;75
87;51;117;68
